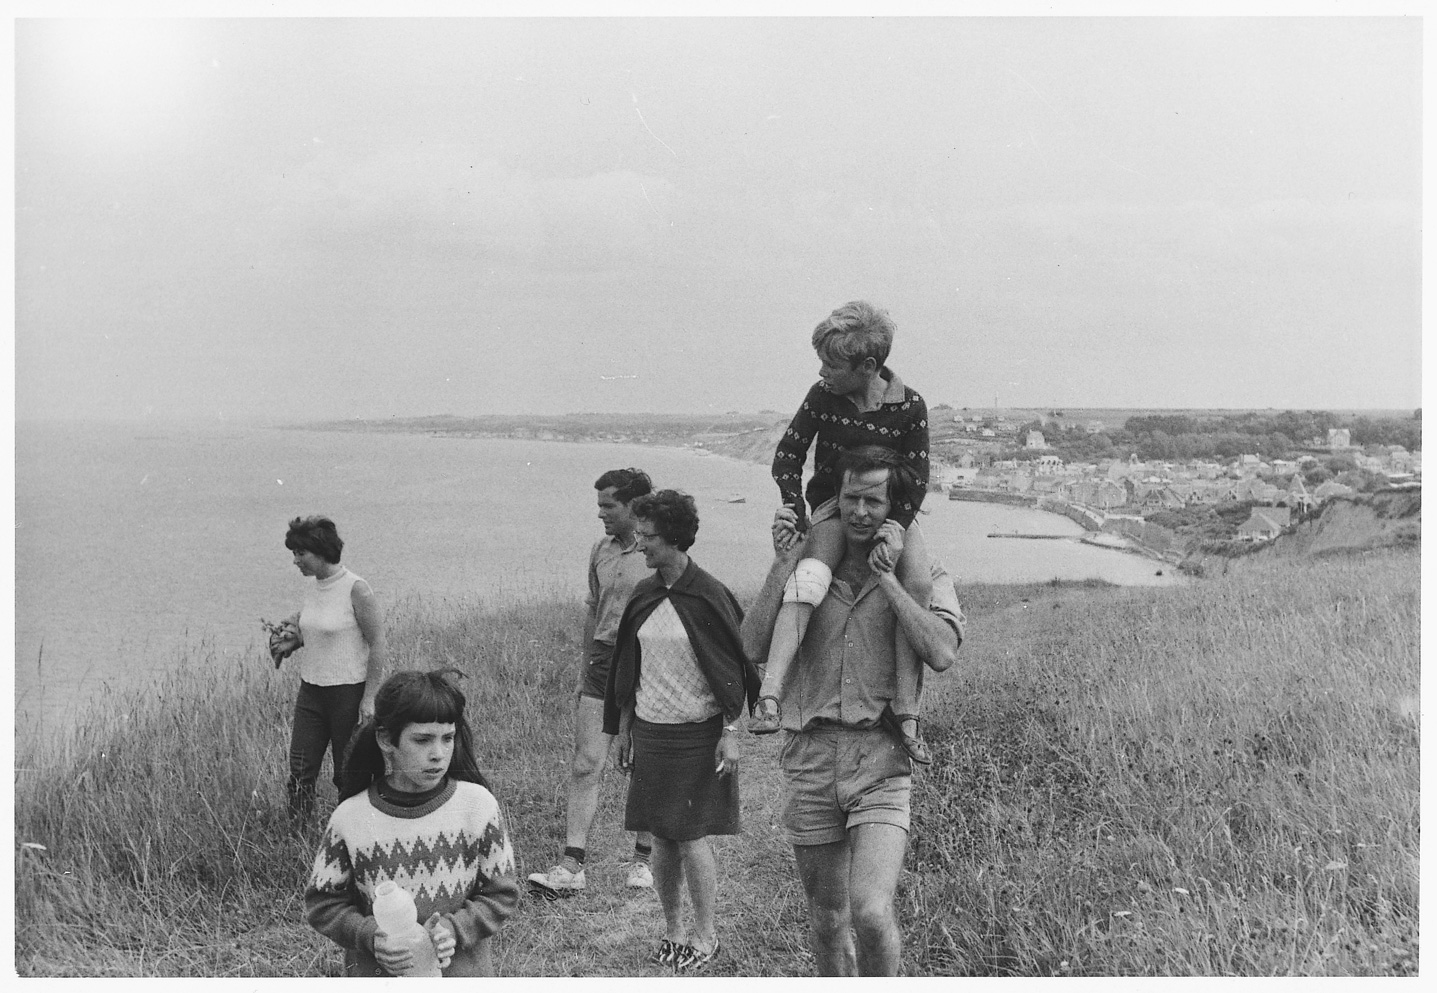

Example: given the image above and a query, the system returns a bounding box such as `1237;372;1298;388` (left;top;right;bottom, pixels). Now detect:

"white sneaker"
527;862;586;893
625;861;653;889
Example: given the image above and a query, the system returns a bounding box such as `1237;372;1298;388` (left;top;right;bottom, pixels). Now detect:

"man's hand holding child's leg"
868;520;905;574
772;506;802;552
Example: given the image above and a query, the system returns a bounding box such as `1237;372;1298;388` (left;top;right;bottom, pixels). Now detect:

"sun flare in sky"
34;19;198;148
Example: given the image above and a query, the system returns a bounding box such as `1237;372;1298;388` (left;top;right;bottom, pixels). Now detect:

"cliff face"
1179;488;1419;575
702;422;788;466
1274;490;1420;557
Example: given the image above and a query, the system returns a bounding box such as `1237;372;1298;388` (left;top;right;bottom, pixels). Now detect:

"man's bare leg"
792;839;857;976
847;823;907;976
565;695;611;849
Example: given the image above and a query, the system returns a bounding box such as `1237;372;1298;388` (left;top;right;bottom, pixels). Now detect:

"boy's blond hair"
810;300;896;368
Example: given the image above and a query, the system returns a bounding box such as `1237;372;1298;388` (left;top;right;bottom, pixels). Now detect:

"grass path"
483;589;1073;977
492;729;816;977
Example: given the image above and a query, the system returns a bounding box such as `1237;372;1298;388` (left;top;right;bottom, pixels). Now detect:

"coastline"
290;419;1179;565
947;487;1177;566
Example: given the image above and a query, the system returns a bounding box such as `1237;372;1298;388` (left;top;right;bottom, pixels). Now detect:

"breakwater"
946;488;1038;508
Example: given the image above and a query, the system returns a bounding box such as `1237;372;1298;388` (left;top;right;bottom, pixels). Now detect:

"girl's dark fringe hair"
339;668;491;801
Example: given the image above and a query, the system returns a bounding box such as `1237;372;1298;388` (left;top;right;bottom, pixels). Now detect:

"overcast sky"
12;14;1422;421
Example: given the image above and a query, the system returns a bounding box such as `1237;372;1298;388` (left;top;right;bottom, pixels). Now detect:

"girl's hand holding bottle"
423;913;456;971
372;929;416;975
370;913;451;975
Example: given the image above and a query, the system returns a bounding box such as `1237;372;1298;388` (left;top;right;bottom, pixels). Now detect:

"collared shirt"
778;557;965;733
587;534;651;645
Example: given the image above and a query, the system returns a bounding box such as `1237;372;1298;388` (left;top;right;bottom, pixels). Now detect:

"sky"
10;11;1424;421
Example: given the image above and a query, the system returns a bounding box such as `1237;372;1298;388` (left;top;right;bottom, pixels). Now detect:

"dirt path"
496;730;816;977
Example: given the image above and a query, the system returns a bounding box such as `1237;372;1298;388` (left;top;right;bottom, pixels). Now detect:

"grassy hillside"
14;552;1418;976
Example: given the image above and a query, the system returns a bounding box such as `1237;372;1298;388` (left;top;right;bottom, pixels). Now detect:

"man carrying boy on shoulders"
742;445;964;976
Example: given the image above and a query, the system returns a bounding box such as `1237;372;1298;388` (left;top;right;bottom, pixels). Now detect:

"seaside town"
924;409;1421;564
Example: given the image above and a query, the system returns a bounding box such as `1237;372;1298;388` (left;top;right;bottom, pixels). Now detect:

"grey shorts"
779;725;912;846
578;640;613;700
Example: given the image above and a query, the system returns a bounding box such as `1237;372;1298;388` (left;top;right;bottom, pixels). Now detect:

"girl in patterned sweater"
305;670;520;977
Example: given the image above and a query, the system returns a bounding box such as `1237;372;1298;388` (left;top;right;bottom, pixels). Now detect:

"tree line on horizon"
1006;410;1420;466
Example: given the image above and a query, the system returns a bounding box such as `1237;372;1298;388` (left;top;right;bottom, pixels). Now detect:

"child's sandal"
749;695;783;735
882;708;933;765
896;715;932;765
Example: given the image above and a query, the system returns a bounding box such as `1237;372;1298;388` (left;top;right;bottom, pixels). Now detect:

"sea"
13;421;1181;736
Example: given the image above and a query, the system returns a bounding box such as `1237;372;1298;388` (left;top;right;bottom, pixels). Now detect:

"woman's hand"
263;619;302;667
358;690;377;722
617;729;635;773
372;928;415;975
423;913;456;971
714;730;740;776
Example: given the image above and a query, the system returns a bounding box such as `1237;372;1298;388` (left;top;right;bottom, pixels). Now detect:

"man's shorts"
578;640;614;701
779;725;912;846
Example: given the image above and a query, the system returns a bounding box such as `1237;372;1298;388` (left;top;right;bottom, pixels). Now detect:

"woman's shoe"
676;939;722;971
649;938;681;966
748;696;782;735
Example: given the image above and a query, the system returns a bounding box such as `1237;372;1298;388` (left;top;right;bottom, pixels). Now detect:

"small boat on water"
724;494;746;504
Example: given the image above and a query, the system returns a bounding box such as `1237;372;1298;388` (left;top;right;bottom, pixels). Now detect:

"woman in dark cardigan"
603;489;759;972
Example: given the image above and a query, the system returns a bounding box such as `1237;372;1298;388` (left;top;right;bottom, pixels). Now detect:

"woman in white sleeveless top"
269;516;388;821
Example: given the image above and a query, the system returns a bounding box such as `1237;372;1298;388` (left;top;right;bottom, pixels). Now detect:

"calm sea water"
14;421;1179;733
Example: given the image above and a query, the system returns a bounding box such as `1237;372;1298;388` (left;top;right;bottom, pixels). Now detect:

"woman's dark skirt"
625;714;740;840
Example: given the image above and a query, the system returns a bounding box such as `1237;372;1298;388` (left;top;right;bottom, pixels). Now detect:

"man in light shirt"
528;468;656;895
743;446;964;975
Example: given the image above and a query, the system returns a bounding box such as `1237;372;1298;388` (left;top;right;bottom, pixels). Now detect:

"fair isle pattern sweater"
772;369;930;528
305;779;520;977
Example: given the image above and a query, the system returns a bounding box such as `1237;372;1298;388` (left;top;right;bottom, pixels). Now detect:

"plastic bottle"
371;880;442;977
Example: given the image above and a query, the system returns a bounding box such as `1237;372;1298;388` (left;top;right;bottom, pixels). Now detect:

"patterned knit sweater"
305;778;519;978
772;369;930;528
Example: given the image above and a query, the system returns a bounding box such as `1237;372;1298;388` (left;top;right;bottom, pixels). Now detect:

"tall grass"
13;594;588;977
14;551;1419;976
904;549;1419;976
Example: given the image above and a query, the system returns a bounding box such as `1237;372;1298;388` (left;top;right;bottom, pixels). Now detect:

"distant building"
1085;420;1105;435
1285;476;1316;513
1237;506;1292;541
1327;428;1352;449
1025;430;1047;449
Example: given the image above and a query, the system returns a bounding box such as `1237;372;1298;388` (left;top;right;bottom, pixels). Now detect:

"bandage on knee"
782;559;833;605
